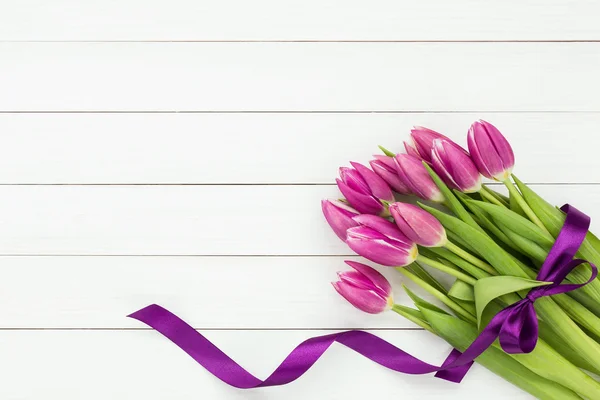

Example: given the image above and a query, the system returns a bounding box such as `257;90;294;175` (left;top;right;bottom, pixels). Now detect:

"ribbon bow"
473;204;597;354
434;204;597;382
128;204;597;387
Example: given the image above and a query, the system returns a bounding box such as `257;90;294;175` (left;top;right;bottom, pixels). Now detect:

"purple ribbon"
128;204;596;387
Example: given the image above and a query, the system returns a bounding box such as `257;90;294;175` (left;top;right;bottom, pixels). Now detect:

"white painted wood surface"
0;113;595;184
1;43;600;112
0;1;597;399
0;0;598;41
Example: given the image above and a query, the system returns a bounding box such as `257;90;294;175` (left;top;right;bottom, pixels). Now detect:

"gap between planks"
0;183;591;186
0;327;425;331
1;110;600;114
2;40;600;43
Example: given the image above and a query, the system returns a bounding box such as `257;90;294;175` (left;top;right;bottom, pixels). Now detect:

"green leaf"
393;304;425;321
391;304;433;332
538;318;600;375
420;203;529;279
494;220;549;264
455;191;520;252
512;175;564;236
445;229;482;256
448;280;475;302
426;247;490;280
378;145;396;157
466;199;555;247
480;188;509;208
418;309;589;400
422;162;483;231
407;262;447;295
509;189;527;217
474;276;550;326
402;285;450;315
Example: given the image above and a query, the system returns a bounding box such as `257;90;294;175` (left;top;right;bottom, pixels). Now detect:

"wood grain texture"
0;112;594;184
0;330;531;399
0;0;598;41
0;184;594;256
1;43;599;111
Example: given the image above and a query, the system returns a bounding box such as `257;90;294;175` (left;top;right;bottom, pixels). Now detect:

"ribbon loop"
128;204;597;387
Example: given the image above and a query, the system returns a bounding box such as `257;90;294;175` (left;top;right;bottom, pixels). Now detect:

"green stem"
480;186;508;207
416;255;477;285
397;268;477;323
503;179;551;235
445;241;497;275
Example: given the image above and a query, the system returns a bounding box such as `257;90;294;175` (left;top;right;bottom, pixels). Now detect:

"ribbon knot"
432;204;598;381
127;204;598;388
525;292;537;303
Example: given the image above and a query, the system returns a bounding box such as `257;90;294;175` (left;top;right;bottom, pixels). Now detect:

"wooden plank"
0;112;596;184
0;184;595;256
1;43;599;111
0;330;530;399
0;0;598;41
0;256;456;329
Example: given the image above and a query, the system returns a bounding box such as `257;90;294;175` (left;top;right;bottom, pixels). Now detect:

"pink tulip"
336;162;394;215
332;260;394;314
346;214;417;267
321;199;360;241
389;202;447;247
467;120;515;181
370;155;411;195
394;154;444;203
431;139;482;193
409;126;453;163
403;141;422;159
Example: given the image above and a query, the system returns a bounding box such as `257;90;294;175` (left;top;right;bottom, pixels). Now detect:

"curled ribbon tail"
126;204;597;388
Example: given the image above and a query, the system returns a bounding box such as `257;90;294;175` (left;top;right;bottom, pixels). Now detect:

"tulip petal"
338;270;375;290
344;260;392;297
389;202;446;247
321;199;360;241
410;126;452;163
350;161;394;202
480;120;515;173
468;125;503;179
404;141;422;159
432;140;482;193
431;143;460;190
370;159;411;194
394;154;444;202
347;226;417;267
332;281;388;314
353;214;413;245
468;128;492;179
339;167;370;193
336;179;384;215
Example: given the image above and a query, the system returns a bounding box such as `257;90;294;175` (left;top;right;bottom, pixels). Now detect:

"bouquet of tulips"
322;121;600;400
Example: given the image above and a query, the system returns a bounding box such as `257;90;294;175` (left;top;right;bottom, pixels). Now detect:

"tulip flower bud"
332;260;394;314
336;162;394;215
321;199;360;242
346;214;418;267
369;155;411;195
389;202;447;247
409;126;453;163
431;139;482;193
403;141;422;160
394;154;444;203
467;120;515;181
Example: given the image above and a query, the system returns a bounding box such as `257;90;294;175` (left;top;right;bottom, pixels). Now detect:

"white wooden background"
1;1;599;399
